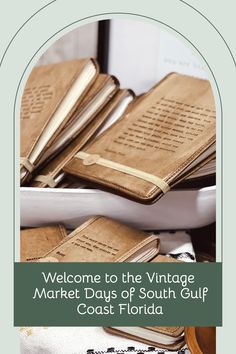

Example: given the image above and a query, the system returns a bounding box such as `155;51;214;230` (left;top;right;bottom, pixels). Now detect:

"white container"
20;186;216;230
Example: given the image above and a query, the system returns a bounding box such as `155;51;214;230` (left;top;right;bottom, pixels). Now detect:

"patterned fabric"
20;327;189;354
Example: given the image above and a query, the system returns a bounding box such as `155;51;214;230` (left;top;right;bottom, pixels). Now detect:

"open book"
64;73;215;203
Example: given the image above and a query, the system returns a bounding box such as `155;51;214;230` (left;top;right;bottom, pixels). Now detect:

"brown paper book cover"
35;74;119;170
64;73;215;204
41;216;159;262
20;58;98;184
31;89;132;188
20;224;67;262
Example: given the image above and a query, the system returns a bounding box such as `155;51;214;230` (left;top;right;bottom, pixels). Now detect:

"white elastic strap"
75;151;170;193
34;175;57;188
20;157;34;173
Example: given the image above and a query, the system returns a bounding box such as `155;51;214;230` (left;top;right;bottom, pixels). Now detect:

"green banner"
14;262;222;326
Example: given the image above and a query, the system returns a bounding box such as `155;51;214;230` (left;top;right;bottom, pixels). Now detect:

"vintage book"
30;89;134;188
64;73;215;203
104;255;184;350
20;224;67;262
104;326;185;351
35;74;119;170
41;216;159;262
20;58;98;184
185;327;216;354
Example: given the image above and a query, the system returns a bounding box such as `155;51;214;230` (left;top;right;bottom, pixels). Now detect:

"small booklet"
20;58;98;184
41;216;159;262
64;73;215;203
20;224;67;262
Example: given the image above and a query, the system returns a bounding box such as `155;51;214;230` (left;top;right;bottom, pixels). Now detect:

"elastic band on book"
75;151;170;193
34;175;57;188
20;157;34;173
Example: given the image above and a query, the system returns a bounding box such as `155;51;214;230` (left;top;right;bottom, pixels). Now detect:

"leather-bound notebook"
35;74;119;170
20;224;67;262
41;216;159;262
31;89;134;188
64;73;216;203
20;58;98;184
104;326;185;351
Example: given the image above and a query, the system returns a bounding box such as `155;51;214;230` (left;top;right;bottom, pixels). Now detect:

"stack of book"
21;216;190;351
21;216;195;263
21;216;160;263
21;58;216;204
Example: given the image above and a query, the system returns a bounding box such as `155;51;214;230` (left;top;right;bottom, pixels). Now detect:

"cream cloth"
157;231;195;263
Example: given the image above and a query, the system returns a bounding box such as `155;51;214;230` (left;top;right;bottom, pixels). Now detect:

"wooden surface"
185;327;216;354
